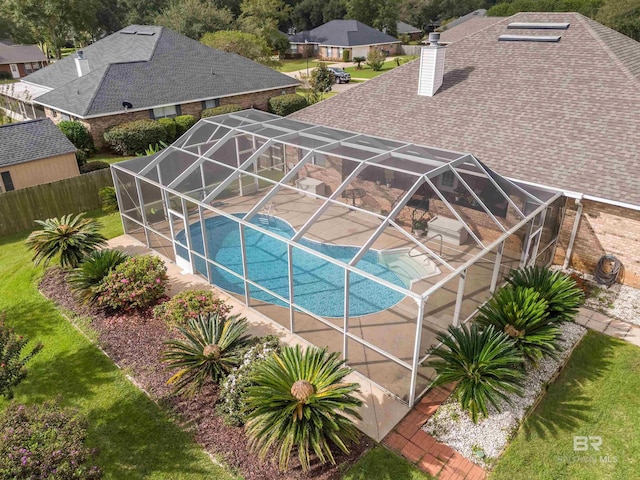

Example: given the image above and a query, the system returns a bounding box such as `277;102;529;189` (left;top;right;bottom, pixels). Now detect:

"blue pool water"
176;214;408;317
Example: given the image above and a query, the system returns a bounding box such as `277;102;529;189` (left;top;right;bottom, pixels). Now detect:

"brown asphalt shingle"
291;12;640;207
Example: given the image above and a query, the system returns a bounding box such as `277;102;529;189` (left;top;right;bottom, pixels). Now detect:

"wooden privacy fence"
0;169;113;237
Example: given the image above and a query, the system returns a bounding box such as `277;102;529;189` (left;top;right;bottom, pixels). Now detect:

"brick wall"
555;198;640;287
45;87;297;149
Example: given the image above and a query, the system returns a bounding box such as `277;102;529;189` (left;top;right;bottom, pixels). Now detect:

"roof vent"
508;22;570;30
499;34;562;42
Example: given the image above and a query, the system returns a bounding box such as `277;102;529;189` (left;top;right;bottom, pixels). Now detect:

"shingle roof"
440;17;502;44
291;12;640;207
397;21;422;35
289;20;400;46
26;26;298;117
0;44;47;64
0;119;76;167
444;9;488;30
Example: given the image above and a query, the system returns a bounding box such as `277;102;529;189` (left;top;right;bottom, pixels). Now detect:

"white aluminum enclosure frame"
112;110;563;406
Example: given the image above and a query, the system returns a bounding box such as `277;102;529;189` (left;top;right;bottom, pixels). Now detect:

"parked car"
328;67;351;84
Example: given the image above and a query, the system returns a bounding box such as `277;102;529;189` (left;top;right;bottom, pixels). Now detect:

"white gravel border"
422;321;587;467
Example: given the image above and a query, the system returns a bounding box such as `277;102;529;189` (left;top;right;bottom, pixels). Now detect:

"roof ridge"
0;117;47;130
84;63;113;116
446;14;512;44
575;13;640;88
147;26;164;61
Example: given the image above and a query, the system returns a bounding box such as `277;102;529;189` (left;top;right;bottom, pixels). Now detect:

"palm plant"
427;323;524;423
245;345;362;472
507;266;585;323
99;186;119;213
68;249;129;304
163;313;250;396
25;213;106;268
476;285;562;362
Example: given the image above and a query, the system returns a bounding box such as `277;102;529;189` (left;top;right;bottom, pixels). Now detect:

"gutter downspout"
563;195;584;269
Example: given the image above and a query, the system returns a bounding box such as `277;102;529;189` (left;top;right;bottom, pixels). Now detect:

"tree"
597;0;640;41
346;0;400;36
201;30;279;66
310;62;335;96
366;49;386;71
25;213;107;268
239;0;291;50
353;55;366;69
245;345;362;471
155;0;233;40
120;0;169;25
291;0;325;31
487;0;602;18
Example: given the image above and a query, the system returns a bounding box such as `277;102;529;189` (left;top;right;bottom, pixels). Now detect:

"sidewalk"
575;307;640;346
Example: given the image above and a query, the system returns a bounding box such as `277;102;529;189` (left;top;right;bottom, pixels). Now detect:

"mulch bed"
39;268;372;480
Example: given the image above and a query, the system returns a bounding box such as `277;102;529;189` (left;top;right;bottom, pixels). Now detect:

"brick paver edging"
382;385;486;480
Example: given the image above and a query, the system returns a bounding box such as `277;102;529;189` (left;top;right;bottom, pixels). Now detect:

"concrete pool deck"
108;234;410;442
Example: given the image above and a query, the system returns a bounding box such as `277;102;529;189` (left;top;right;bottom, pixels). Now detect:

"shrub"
0;401;102;479
0;71;12;80
157;117;177;142
97;254;168;311
216;336;280;426
68;249;129;305
475;286;562;362
353;56;366;69
99;186;118;213
58;121;95;153
75;148;88;167
103;119;168;156
366;49;386;71
80;160;110;173
153;289;231;327
25;213;106;268
0;314;42;399
427;323;524;423
342;49;350;62
268;94;308;117
174;115;196;137
201;104;243;118
506;266;585;323
245;345;362;472
163;313;251;396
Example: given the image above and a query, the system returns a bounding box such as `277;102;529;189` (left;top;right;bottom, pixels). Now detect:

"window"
60;113;71;121
326;47;333;57
437;170;457;192
203;99;219;109
25;63;32;74
1;171;14;192
152;105;178;119
338;48;343;58
32;62;40;71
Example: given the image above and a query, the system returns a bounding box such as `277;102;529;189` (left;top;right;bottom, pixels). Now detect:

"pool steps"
378;248;441;286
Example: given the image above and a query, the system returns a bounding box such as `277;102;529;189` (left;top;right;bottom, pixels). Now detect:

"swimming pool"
176;214;408;317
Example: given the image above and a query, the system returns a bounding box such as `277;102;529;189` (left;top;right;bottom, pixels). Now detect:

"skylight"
507;22;570;30
499;34;562;42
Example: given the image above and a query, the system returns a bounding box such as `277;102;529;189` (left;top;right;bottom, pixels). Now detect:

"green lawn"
343;446;434;480
491;331;640;479
0;210;234;480
345;56;418;79
89;151;136;165
276;58;322;73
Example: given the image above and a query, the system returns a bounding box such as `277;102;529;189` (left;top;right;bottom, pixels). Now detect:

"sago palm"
25;213;106;268
163;313;250;396
245;345;362;472
507;266;585;323
68;249;129;304
427;323;524;423
476;285;561;362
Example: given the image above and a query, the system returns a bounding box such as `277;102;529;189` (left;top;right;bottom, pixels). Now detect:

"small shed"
0;118;78;192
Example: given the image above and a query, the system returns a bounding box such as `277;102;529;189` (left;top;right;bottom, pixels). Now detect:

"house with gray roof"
288;20;401;61
0;42;48;79
291;12;640;288
2;25;298;147
397;21;423;41
0;118;78;192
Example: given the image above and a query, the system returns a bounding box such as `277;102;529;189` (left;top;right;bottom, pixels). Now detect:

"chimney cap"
76;50;85;60
428;32;440;46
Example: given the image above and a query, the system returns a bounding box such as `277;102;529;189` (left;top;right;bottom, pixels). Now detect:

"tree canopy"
201;30;279;66
154;0;233;39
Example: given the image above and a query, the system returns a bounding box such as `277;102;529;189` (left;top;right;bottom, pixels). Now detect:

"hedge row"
268;94;308;117
103;115;197;155
202;104;243;118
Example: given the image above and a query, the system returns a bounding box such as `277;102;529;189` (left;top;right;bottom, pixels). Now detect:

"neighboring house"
288;20;401;61
397;21;423;42
0;42;48;79
439;16;501;44
291;12;640;287
0;118;78;192
0;25;298;148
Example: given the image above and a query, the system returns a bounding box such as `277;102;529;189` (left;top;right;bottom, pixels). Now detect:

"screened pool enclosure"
112;110;563;406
